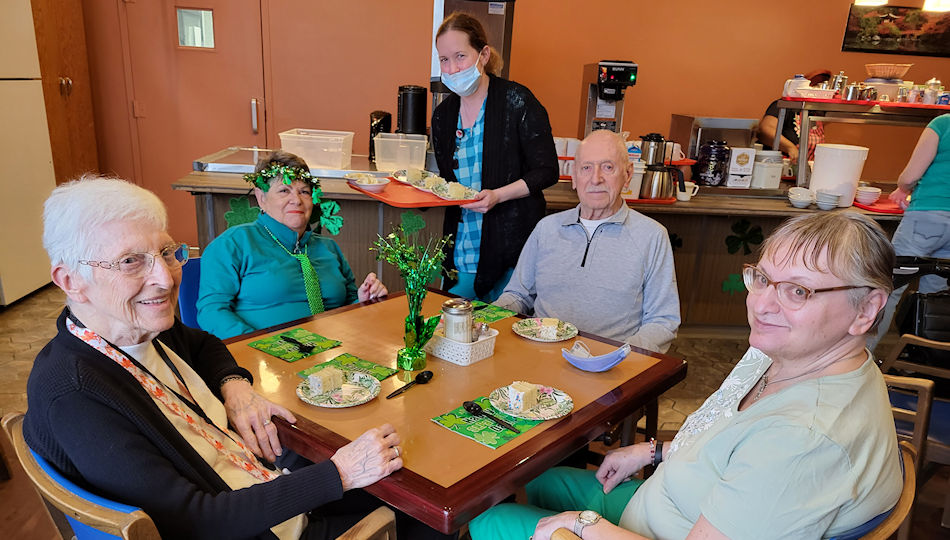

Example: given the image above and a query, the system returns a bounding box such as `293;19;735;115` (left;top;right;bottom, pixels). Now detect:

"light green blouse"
621;347;902;539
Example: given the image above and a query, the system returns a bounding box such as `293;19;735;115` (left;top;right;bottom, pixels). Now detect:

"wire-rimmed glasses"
741;264;865;310
79;243;189;277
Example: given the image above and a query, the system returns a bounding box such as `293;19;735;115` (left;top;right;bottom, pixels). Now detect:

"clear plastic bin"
278;129;354;170
373;133;427;172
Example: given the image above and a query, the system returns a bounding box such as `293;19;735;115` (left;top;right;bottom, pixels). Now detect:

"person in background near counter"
757;69;831;162
870;113;950;349
197;151;387;339
472;211;901;540
494;130;680;353
431;12;559;302
26;177;454;539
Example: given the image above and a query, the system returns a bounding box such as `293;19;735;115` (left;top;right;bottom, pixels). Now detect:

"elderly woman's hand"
221;378;296;462
461;189;500;213
357;272;388;302
596;443;651;494
533;511;580;540
330;423;402;490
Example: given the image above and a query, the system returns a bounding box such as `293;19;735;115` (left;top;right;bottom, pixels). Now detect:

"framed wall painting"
842;4;950;57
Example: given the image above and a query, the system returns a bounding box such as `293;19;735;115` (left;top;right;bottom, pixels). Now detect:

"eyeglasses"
742;264;865;310
79;243;189;277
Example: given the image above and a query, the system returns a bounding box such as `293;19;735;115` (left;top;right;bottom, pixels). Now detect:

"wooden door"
31;0;99;185
124;0;266;245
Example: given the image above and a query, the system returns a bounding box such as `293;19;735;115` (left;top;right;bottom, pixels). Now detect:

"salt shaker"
442;299;473;343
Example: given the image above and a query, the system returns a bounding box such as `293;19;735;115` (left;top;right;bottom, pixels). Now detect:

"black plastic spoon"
280;335;314;354
386;370;434;399
463;400;520;434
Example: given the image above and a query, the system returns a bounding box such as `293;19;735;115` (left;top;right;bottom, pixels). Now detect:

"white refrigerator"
0;0;56;304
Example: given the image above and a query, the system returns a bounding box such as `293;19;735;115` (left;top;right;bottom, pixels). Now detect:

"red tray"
853;199;904;214
624;197;677;205
347;180;477;208
877;101;950;110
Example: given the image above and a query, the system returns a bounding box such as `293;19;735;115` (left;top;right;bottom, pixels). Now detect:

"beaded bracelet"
219;374;250;387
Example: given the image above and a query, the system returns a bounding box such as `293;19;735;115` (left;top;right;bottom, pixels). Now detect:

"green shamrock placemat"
471;300;517;324
297;353;398;381
431;396;542;449
248;328;341;362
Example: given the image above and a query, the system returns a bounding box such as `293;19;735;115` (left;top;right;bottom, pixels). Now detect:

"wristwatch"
574;510;602;538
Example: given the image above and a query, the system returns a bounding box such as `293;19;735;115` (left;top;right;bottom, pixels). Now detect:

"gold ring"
394;446;400;458
263;419;272;426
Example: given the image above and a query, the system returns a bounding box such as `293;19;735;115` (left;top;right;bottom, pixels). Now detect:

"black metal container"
694;140;731;186
396;85;427;135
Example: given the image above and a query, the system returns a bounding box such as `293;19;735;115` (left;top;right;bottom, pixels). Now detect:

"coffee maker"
368;110;391;163
577;60;638;138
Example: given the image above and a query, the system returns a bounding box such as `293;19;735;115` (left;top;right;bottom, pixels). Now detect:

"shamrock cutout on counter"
224;197;260;229
725;219;763;255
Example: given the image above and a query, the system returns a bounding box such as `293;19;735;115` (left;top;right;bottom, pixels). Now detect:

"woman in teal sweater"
197;151;387;339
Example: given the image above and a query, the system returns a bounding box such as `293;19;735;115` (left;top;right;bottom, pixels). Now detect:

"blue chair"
1;412;160;539
178;257;201;329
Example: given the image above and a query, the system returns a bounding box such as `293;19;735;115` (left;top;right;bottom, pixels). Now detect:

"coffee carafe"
640;164;686;200
640;133;666;165
368;110;391;163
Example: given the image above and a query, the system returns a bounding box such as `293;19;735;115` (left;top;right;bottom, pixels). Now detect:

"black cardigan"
24;310;344;539
431;75;558;298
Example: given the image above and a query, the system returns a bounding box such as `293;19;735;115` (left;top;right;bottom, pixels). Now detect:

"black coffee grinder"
368;110;391;163
396;85;427;135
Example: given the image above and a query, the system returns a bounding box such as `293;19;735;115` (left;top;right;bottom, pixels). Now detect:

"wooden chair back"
336;506;396;540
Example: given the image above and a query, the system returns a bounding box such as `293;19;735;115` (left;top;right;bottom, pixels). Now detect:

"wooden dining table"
226;290;687;534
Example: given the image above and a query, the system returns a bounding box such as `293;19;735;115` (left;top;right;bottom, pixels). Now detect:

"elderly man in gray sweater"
495;130;680;353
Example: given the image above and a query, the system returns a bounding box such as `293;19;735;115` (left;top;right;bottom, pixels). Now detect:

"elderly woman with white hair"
470;211;902;540
24;176;451;539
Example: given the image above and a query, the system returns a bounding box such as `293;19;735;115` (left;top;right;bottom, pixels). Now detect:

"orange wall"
83;1;950;243
509;0;950;181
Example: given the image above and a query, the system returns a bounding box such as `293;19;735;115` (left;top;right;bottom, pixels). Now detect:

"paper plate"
488;384;573;420
512;318;578;342
296;372;380;408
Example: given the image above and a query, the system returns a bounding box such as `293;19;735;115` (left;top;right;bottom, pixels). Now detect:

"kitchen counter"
173;167;899;328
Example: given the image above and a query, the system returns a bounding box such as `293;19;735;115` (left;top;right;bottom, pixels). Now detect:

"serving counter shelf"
774;98;948;186
173;154;899;328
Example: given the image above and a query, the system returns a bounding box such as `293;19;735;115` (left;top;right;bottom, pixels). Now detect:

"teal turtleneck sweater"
197;212;358;339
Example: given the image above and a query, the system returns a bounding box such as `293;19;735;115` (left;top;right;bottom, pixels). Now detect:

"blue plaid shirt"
453;102;486;273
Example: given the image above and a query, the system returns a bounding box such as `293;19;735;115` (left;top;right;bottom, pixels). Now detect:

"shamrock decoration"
401;211;427;235
474;430;500;446
669;232;683;253
223;197;261;229
722;273;746;295
317;200;343;236
725;219;763;255
437;414;468;429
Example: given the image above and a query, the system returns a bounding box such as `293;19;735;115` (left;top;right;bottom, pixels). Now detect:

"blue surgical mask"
562;341;631;372
441;62;482;97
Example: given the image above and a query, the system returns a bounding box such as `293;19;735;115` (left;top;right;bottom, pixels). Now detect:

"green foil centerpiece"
372;225;454;371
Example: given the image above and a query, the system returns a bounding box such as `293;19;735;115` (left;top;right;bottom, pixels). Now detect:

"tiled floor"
1;284;948;538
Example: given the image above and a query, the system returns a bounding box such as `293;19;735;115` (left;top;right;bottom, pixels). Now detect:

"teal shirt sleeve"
196;231;257;340
700;425;851;539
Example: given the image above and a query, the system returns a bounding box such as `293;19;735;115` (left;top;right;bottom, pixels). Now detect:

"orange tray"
853;199;904;214
347;180;477;208
878;101;950;110
624;197;677;205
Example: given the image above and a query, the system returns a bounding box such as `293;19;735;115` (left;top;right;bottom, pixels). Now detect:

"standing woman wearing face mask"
432;12;558;302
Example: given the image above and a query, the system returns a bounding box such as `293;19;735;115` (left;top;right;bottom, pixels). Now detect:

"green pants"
468;467;643;540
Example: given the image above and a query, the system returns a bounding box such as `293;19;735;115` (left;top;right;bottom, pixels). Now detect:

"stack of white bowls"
815;190;841;210
855;186;882;205
787;186;813;208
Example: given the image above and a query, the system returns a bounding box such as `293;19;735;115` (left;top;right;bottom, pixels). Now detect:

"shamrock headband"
243;162;322;205
243;161;344;236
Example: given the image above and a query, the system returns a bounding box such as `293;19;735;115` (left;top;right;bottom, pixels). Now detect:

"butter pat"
507;381;539;412
538;318;559;340
309;366;344;394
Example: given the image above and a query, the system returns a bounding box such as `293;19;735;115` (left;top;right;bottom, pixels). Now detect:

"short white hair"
43;175;167;278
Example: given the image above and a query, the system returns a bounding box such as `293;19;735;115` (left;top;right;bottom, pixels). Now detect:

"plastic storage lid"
754;150;783;162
